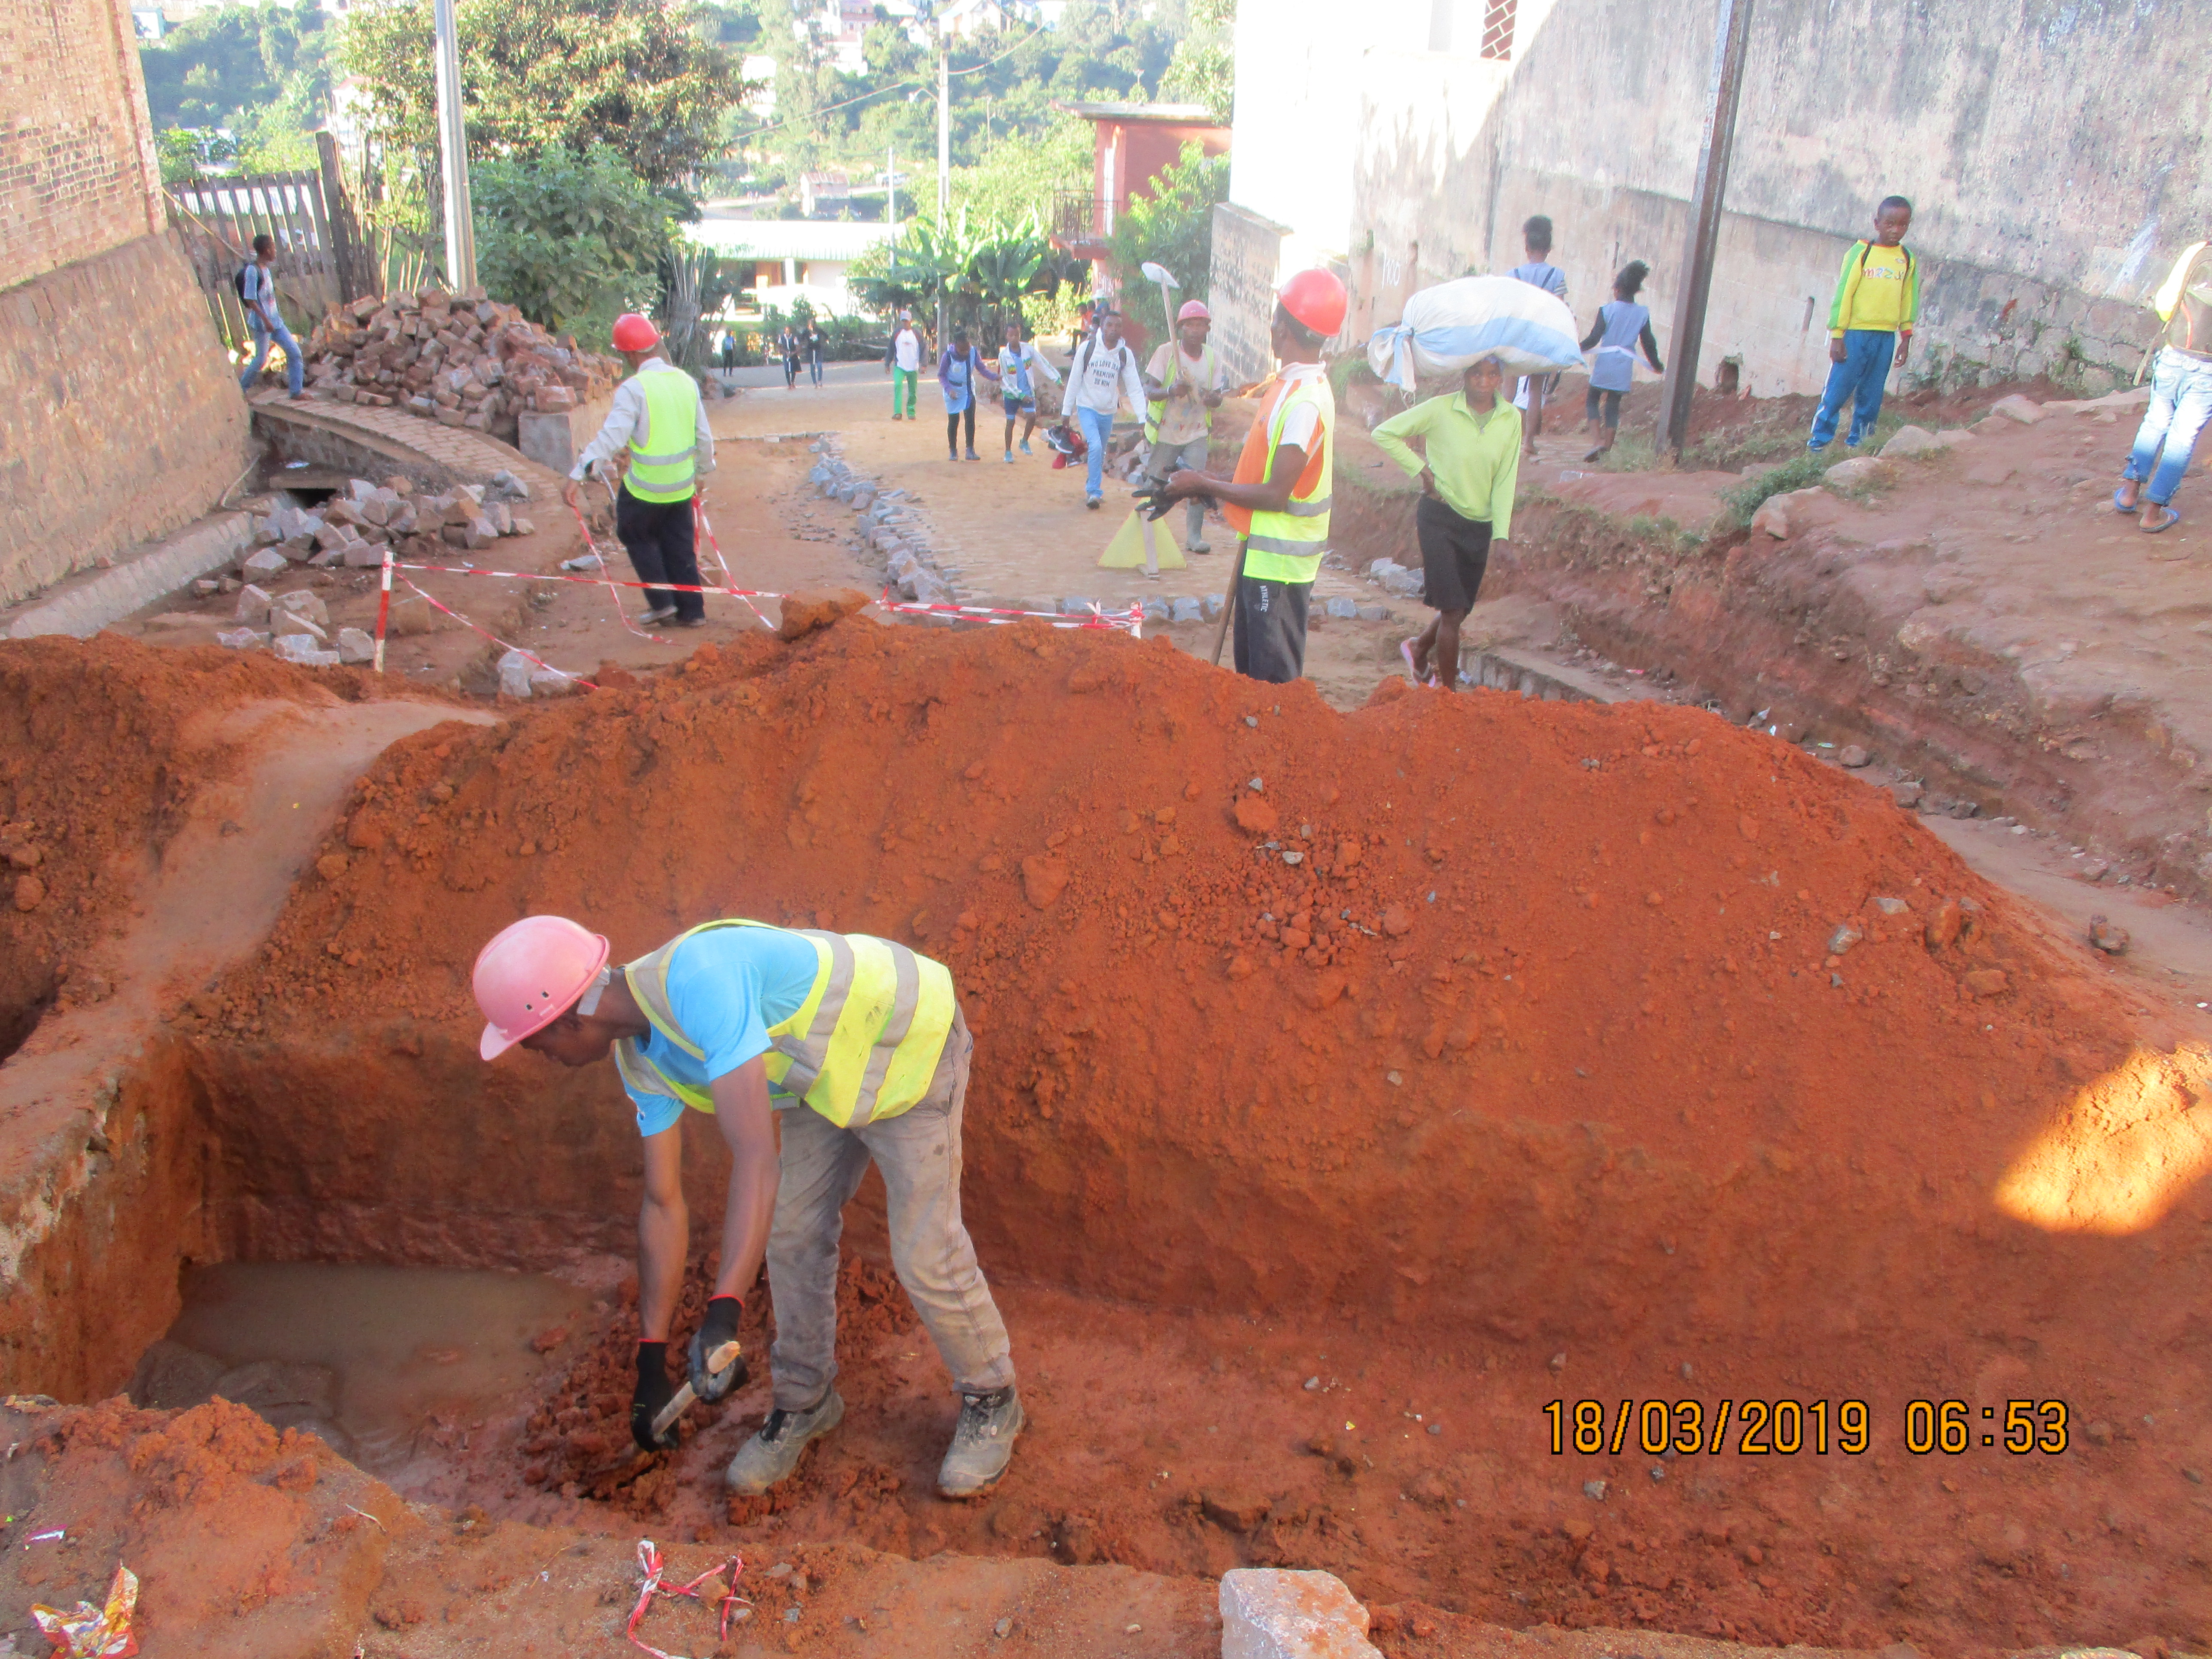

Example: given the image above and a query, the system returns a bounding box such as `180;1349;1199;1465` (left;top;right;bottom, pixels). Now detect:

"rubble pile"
301;287;620;441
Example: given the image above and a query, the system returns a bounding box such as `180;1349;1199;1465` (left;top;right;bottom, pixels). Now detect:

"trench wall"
0;0;252;602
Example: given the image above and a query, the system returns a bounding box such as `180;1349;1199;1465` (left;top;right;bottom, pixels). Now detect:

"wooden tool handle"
1210;542;1245;667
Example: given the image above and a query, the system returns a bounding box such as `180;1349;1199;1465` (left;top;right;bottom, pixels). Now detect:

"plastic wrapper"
626;1538;749;1659
30;1563;138;1657
1367;275;1584;387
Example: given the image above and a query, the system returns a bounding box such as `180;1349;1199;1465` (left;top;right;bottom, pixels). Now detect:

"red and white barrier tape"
626;1539;749;1659
396;576;599;691
569;490;672;645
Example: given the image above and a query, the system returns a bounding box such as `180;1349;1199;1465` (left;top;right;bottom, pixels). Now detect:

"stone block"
273;633;339;666
510;517;536;537
1203;593;1225;620
1323;596;1358;619
1060;597;1097;615
1142;596;1170;622
335;627;376;664
1170;596;1203;622
1880;425;1943;459
342;543;389;568
529;667;580;697
1990;393;2045;425
1822;456;1896;493
497;649;536;698
1750;495;1793;539
388;594;437;636
1356;604;1387;620
242;549;289;581
272;589;330;630
216;628;263;650
235;583;274;623
1219;1569;1381;1659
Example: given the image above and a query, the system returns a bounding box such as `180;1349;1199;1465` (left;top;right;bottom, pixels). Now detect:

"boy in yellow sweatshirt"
1809;197;1917;450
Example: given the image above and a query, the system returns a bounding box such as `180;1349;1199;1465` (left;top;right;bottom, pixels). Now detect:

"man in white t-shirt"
1140;299;1229;553
884;311;926;421
1063;309;1147;509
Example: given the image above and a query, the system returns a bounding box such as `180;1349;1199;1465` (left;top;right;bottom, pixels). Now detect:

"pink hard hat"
474;915;611;1060
1177;300;1212;322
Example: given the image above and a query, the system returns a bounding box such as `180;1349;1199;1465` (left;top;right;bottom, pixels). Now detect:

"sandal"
1399;639;1437;688
2141;504;2181;534
2114;485;2142;514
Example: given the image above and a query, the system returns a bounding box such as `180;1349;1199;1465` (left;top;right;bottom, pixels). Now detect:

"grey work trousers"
766;1007;1016;1410
1143;434;1212;552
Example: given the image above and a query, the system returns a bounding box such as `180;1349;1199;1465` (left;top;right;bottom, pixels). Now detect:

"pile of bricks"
301;287;619;443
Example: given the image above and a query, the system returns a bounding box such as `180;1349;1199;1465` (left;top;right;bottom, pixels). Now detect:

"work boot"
724;1390;844;1496
635;603;677;625
936;1385;1024;1499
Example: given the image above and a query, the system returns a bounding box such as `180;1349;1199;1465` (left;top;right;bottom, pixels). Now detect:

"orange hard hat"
1177;299;1212;323
473;915;611;1060
1277;269;1347;338
611;313;660;352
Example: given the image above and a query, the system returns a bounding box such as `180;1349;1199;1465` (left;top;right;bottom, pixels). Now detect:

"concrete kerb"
4;511;254;640
810;438;965;612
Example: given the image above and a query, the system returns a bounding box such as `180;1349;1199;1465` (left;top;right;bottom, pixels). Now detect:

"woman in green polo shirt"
1371;354;1521;689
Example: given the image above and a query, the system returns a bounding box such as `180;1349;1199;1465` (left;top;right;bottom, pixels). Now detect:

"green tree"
1161;0;1233;121
471;146;679;340
139;0;328;132
1105;140;1228;340
338;0;747;187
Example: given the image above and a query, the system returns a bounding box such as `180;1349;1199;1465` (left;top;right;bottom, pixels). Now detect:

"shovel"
576;1340;741;1489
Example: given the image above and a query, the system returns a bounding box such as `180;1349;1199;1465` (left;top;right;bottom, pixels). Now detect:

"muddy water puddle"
134;1262;595;1476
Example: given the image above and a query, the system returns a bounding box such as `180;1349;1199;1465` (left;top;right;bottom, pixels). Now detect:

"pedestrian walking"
1810;196;1917;450
471;912;1021;1500
778;325;801;391
719;328;737;377
1140;299;1229;554
938;327;999;462
1372;355;1521;690
884;311;924;420
1509;215;1568;457
1064;310;1147;509
1153;270;1346;684
995;320;1061;461
236;234;307;400
1579;261;1664;460
561;313;714;629
805;320;826;388
2113;237;2212;535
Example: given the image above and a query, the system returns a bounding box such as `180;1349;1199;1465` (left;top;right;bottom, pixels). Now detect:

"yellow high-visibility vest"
624;369;702;503
1239;374;1334;583
1144;343;1221;444
613;919;955;1130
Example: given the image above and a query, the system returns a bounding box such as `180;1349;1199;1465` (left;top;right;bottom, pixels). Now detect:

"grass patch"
1719;450;1836;523
1589;428;1662;473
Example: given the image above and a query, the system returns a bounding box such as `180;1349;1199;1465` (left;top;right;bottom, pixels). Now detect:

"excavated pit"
1;626;2209;1653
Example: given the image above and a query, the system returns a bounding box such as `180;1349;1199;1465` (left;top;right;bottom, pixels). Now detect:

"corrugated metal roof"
683;219;898;261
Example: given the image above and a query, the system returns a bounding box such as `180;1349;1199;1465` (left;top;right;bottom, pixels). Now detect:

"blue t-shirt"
623;927;821;1136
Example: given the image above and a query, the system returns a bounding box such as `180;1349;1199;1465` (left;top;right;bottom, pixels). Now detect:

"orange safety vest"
1224;377;1329;536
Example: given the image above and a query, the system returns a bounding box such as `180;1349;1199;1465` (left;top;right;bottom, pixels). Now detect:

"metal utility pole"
432;0;476;292
1656;0;1754;457
887;145;896;233
935;29;950;345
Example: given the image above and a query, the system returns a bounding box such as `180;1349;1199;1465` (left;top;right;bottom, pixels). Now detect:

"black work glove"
632;1340;679;1452
689;1295;750;1404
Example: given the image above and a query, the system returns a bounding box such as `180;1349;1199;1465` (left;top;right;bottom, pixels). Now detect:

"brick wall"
0;0;164;290
0;233;250;605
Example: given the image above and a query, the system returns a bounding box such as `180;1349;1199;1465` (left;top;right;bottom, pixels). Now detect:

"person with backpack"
236;234;307;400
938;326;999;462
1509;215;1568;458
1810;196;1918;450
1578;261;1664;461
1139;299;1229;553
1064;309;1147;509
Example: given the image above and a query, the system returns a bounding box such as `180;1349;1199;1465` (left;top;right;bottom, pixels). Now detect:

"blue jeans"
1809;328;1896;449
241;311;304;396
2121;349;2212;507
1077;405;1114;500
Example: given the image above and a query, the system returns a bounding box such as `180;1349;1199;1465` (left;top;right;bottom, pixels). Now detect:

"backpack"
234;263;255;303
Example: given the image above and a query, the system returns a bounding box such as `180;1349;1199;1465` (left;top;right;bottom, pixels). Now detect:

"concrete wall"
1217;0;2210;396
0;0;249;602
1209;202;1289;386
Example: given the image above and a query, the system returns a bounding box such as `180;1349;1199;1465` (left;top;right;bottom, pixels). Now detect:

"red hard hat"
1177;299;1212;323
611;313;660;352
473;915;611;1060
1277;269;1347;338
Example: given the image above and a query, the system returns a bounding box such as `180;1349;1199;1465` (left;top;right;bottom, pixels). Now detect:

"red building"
1052;100;1231;284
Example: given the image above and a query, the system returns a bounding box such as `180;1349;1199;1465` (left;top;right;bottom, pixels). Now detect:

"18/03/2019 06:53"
1544;1397;2072;1457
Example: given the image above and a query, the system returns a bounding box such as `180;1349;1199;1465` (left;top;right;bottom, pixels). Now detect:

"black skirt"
1416;496;1492;612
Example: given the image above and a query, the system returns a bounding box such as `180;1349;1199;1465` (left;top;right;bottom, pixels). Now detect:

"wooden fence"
169;133;377;353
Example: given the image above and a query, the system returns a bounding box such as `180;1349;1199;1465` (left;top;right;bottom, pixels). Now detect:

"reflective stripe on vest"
611;919;955;1130
1144;343;1220;444
1240;375;1335;583
624;369;701;504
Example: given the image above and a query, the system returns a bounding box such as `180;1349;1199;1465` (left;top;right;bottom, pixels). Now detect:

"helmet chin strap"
576;966;614;1018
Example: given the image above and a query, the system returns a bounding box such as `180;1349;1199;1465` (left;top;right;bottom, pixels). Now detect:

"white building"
684;218;899;316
